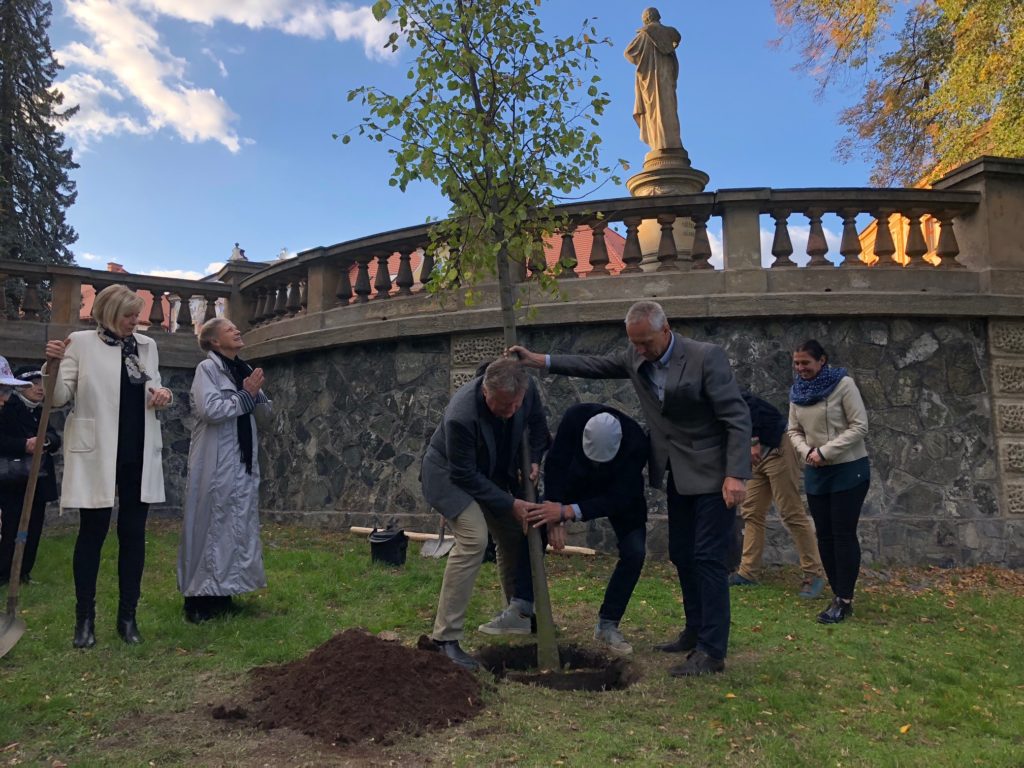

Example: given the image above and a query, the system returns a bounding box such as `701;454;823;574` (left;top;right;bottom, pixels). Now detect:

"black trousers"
806;481;869;601
667;483;734;661
512;515;647;624
73;463;149;618
0;490;48;582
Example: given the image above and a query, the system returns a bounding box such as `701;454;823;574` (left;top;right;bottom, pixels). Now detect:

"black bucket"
369;527;408;566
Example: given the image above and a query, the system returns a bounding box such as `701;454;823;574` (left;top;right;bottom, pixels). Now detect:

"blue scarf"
790;365;847;406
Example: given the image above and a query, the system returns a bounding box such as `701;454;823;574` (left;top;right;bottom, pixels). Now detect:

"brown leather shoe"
655;627;698;653
668;649;725;677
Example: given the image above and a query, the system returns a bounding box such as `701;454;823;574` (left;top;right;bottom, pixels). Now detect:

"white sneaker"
478;605;532;635
594;624;633;655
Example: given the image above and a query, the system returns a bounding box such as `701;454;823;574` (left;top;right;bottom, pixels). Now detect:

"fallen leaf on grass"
899;724;911;734
725;693;736;699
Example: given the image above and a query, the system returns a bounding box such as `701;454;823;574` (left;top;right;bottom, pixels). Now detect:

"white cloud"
146;268;207;280
205;261;226;274
56;0;390;151
79;251;103;262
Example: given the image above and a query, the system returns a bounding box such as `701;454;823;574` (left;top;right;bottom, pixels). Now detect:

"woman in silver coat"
177;318;270;623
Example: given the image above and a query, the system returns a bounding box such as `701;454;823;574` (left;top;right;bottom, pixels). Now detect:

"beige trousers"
738;439;824;580
431;500;525;642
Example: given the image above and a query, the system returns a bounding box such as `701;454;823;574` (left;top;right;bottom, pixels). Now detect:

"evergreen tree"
0;0;78;265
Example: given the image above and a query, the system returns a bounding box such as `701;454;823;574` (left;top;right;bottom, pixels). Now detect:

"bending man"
421;358;548;670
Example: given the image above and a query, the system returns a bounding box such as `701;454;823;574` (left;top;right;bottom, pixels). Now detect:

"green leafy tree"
344;0;616;670
343;0;615;345
0;0;78;265
773;0;1024;185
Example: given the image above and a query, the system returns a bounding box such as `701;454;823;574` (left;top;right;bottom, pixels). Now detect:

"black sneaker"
435;639;481;670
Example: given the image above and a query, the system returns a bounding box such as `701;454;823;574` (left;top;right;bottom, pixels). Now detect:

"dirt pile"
225;629;484;746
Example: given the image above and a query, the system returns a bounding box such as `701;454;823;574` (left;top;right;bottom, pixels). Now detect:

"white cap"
0;356;31;387
582;412;622;463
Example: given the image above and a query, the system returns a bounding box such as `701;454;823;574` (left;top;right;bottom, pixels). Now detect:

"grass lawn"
2;519;1023;767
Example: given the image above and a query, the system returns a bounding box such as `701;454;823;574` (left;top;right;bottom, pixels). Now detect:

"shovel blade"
421;539;456;558
0;614;26;659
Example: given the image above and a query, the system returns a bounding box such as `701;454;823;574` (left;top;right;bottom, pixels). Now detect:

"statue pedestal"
626;149;710;270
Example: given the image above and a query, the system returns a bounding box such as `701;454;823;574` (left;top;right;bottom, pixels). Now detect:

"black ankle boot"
117;608;143;644
184;596;212;624
73;616;96;649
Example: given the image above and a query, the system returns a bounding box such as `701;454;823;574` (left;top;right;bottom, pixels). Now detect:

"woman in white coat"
45;285;173;649
178;318;270;623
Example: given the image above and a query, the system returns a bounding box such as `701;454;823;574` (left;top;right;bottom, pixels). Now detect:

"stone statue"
624;7;682;152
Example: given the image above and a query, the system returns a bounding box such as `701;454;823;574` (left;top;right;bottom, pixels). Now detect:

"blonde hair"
92;285;145;331
198;317;232;352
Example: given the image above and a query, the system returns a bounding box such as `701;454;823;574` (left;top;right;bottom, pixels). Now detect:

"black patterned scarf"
97;326;150;385
214;351;255;474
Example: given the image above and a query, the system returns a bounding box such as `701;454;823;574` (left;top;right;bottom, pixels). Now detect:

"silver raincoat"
177;352;270;597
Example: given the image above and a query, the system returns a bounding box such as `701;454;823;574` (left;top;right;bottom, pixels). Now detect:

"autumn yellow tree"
773;0;1024;185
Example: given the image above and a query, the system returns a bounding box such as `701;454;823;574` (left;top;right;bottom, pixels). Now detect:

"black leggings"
806;481;869;601
73;464;149;618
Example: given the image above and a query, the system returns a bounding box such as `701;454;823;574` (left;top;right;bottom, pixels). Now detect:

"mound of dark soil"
232;629;484;746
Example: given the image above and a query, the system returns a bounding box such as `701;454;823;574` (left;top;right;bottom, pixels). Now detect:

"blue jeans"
667;483;734;660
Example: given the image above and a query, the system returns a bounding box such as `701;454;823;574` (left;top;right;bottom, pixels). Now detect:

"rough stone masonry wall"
255;315;1019;568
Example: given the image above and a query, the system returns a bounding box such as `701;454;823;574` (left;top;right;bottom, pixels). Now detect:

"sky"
47;0;877;279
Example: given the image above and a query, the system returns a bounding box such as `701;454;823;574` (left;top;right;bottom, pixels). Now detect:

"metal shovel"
1;359;58;659
420;518;455;558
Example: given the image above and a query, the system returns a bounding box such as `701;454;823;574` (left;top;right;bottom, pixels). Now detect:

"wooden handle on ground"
348;526;596;555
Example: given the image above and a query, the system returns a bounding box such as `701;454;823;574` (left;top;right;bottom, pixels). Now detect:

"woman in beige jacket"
45;285;173;649
787;340;869;624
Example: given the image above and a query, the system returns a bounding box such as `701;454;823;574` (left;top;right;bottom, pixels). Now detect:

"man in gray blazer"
512;300;751;676
421;358;549;670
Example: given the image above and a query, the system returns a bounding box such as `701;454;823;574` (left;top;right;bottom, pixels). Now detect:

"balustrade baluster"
299;280;308;312
558;231;578;278
691;214;713;270
273;284;288;316
286;281;302;315
395;250;414;295
176;293;194;332
202;294;218;322
873;210;896;266
621;218;643;273
904;212;929;268
770;210;794;268
934;212;964;269
354;255;372;303
656;214;679;271
336;260;354;305
419;250;435;289
374;253;393;299
21;280;42;320
149;292;165;329
806;210;830;267
588;221;610;275
838;209;864;267
250;289;265;325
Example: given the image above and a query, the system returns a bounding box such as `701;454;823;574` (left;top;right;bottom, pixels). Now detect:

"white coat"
177;352;269;597
51;329;169;510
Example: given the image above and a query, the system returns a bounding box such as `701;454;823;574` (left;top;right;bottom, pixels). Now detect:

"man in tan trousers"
731;392;826;598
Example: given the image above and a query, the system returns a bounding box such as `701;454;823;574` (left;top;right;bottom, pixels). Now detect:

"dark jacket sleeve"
525;380;551;463
445;419;515;513
742;392;786;450
0;400;29;456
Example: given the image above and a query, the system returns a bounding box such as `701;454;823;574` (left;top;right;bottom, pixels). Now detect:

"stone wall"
253;315;1016;567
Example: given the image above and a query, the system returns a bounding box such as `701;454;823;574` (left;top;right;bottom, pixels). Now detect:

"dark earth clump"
222;628;484;746
476;642;640;691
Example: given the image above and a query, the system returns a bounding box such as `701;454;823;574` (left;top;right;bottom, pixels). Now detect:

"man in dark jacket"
0;366;61;584
484;403;649;654
420;358;549;669
730;392;825;597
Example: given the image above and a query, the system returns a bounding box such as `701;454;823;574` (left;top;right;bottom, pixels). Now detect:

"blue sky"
48;1;875;278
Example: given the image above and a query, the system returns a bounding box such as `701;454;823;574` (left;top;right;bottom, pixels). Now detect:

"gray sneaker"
478;605;532;635
594;624;633;655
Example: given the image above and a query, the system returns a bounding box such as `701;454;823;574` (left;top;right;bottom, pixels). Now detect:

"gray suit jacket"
550;334;751;495
421;376;549;519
